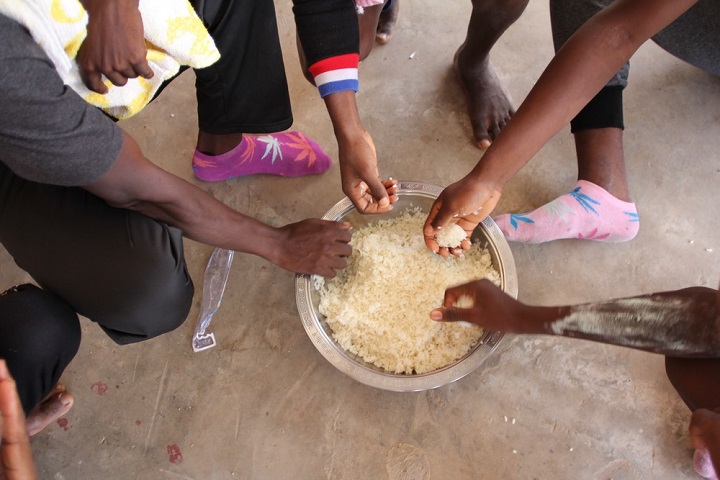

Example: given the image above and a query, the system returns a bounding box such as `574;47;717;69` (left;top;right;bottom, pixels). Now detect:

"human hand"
689;408;720;478
429;279;523;332
423;175;502;257
0;359;37;480
77;0;153;93
273;219;352;278
338;130;398;214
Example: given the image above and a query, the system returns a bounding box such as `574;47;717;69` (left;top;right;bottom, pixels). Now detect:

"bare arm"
431;279;720;357
323;91;398;213
425;0;699;246
84;132;352;277
293;0;397;213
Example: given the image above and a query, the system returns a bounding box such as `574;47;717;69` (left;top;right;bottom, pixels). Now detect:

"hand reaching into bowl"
423;175;503;257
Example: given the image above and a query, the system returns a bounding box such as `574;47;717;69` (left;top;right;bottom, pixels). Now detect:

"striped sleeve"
308;53;359;97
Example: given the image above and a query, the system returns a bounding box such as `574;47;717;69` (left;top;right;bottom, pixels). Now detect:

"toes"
476;138;492;150
376;32;392;45
27;389;74;436
473;127;492;150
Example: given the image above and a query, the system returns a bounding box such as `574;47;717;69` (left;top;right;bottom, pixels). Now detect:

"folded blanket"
0;0;220;119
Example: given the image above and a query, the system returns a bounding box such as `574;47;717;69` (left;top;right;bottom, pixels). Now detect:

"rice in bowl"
314;207;500;375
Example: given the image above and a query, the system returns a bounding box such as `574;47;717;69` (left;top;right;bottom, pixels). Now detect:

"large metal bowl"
295;181;518;392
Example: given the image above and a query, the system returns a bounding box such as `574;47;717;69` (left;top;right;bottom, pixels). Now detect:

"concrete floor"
4;0;720;478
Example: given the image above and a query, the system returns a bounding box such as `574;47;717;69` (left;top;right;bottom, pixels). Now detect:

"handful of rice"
315;208;501;374
435;223;467;248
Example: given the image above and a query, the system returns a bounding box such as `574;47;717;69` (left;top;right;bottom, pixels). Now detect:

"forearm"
467;0;698;188
324;91;365;142
84;133;284;262
544;287;720;357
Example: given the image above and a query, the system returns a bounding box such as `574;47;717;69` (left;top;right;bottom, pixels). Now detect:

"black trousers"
0;162;195;414
0;0;295;415
191;0;293;134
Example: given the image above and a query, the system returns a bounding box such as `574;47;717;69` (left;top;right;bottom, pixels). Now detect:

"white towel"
0;0;220;119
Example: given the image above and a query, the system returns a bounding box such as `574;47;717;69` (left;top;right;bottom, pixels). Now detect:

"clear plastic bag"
191;248;234;352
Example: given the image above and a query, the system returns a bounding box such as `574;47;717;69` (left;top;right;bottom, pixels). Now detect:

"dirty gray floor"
4;0;720;478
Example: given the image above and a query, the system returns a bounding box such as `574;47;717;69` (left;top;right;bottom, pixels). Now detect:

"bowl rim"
295;180;518;392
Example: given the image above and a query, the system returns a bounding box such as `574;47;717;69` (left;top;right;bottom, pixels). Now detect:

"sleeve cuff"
308;53;359;97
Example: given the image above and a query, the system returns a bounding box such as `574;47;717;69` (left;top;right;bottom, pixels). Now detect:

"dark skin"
86;132;355;278
455;0;527;150
430;279;720;473
0;359;37;480
77;0;153;93
78;0;397;214
425;0;698;257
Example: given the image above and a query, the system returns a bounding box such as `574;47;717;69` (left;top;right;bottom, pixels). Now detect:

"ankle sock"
493;180;639;244
192;131;332;181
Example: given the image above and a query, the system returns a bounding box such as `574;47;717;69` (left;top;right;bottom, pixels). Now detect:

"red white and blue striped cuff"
308;53;359;98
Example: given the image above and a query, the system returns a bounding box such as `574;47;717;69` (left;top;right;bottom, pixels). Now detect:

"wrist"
466;153;511;194
248;224;285;266
324;91;365;141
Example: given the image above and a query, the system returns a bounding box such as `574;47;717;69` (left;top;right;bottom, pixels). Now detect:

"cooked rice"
314;207;501;374
435;223;467;248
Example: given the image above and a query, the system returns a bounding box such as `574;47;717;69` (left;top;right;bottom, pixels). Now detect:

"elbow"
597;23;638;54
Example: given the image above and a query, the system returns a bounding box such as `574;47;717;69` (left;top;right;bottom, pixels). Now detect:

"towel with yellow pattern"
0;0;220;119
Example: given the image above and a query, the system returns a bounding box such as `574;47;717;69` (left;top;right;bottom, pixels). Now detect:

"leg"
0;284;79;424
376;0;400;45
359;6;382;60
0;162;195;345
455;0;529;149
494;0;639;243
555;0;631;202
665;357;720;412
190;0;331;179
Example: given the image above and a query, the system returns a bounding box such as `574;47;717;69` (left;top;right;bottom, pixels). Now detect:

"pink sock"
695;448;719;480
493;180;639;244
192;131;332;181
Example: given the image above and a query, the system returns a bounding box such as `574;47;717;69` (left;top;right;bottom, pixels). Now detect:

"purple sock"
192;131;332;181
493;180;640;244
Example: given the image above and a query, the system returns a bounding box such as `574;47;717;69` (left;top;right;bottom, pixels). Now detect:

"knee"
138;273;195;338
102;268;195;345
1;284;81;412
1;284;81;356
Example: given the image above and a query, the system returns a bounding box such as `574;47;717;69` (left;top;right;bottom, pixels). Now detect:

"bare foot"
26;383;73;436
376;0;399;45
454;45;514;150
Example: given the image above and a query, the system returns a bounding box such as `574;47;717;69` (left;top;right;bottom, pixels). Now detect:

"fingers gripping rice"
435;223;467;248
315;208;501;374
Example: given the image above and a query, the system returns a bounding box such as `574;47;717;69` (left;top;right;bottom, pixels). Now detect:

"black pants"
191;0;293;134
0;162;195;414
